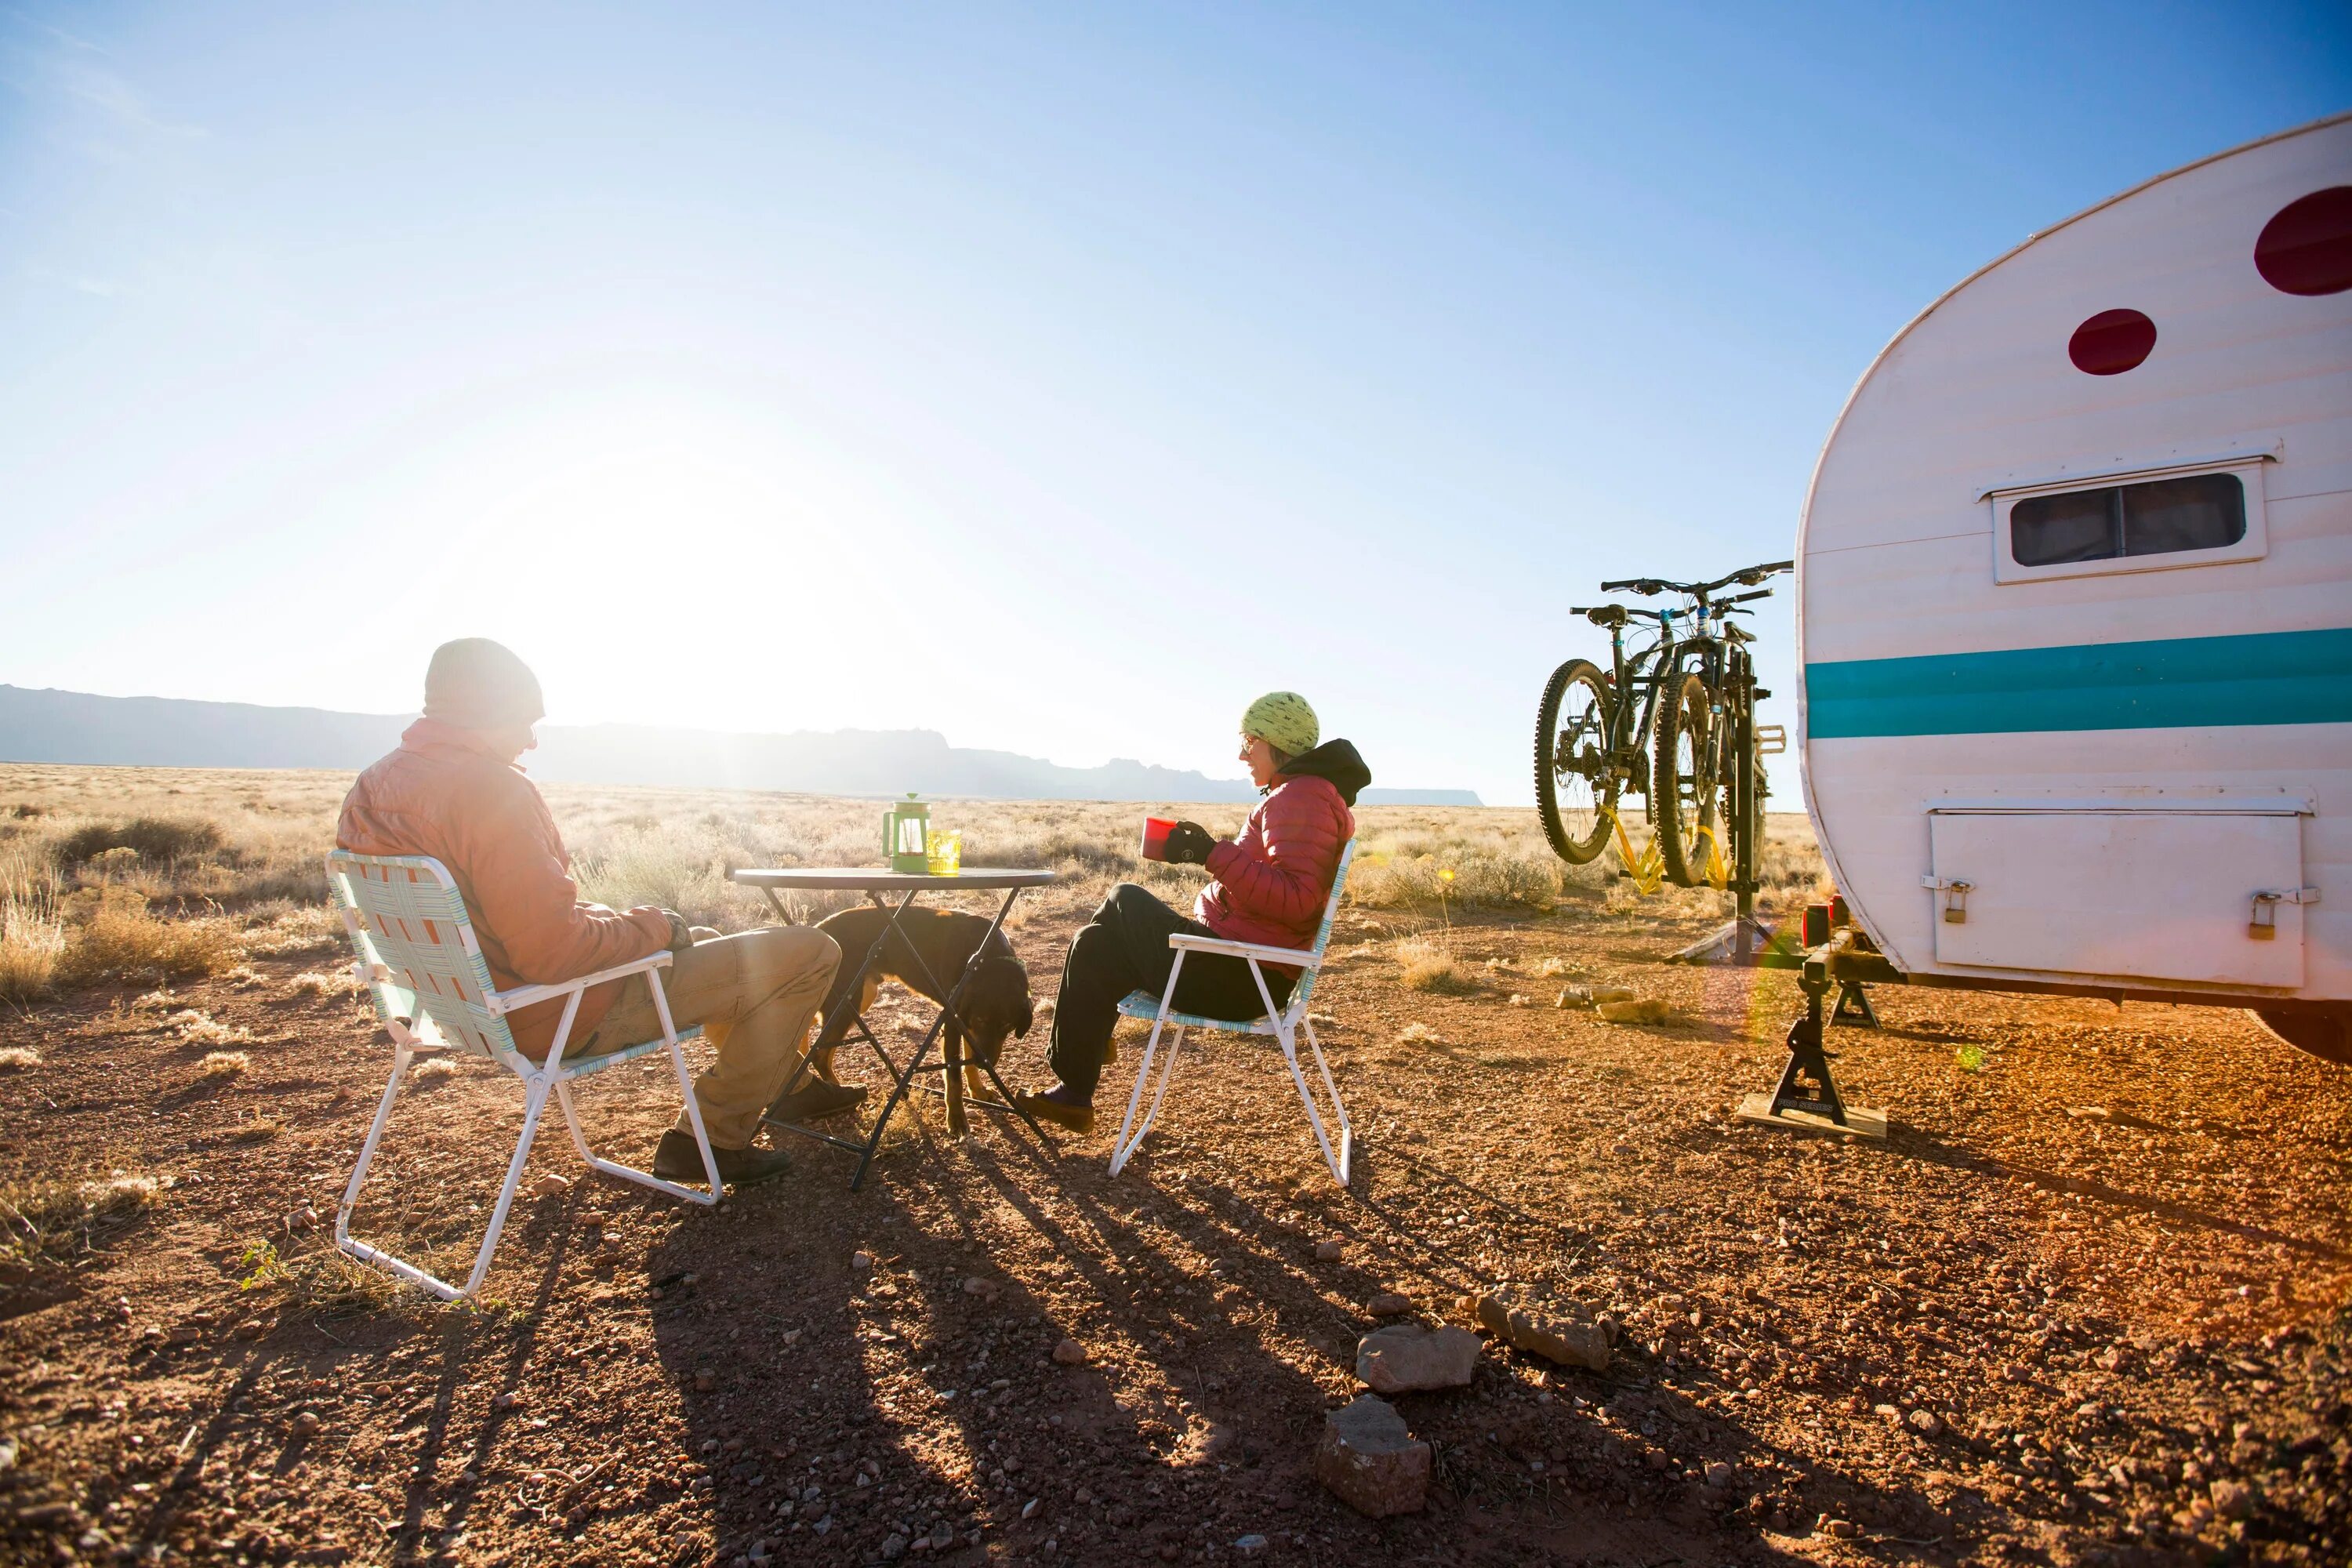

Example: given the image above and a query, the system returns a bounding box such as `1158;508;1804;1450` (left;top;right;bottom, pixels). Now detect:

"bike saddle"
1584;604;1628;627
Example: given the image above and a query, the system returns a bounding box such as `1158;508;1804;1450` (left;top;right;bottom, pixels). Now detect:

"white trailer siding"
1796;115;2352;1004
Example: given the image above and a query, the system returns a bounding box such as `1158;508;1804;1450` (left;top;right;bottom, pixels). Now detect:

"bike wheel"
1534;659;1616;863
1651;670;1721;887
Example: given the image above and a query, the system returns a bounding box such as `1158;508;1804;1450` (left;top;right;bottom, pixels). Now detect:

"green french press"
884;793;931;873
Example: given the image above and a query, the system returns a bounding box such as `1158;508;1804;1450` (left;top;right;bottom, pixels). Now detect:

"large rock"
1467;1294;1613;1371
1316;1396;1430;1517
1356;1325;1480;1392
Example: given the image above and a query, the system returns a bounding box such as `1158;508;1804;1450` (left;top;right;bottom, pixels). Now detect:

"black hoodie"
1272;739;1371;806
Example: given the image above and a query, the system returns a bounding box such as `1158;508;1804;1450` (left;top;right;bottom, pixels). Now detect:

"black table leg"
876;886;1047;1145
758;884;1048;1189
764;891;928;1167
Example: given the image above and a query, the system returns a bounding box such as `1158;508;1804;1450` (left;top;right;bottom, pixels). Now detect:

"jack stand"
1831;981;1879;1029
1739;966;1887;1138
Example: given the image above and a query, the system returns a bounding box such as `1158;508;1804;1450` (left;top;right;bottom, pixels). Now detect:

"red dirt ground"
3;898;2348;1568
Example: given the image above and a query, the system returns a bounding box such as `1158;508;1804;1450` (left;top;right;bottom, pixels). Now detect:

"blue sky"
3;2;2346;804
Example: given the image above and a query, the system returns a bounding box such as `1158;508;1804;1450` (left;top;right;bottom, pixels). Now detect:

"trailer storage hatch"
1924;801;2313;989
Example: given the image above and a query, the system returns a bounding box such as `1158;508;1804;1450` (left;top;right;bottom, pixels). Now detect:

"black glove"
658;909;695;953
1162;822;1216;866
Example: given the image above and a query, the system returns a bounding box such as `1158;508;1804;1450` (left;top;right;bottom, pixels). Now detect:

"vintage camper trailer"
1795;113;2352;1062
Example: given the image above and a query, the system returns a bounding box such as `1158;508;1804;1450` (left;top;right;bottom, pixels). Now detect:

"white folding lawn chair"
324;851;720;1302
1107;840;1356;1187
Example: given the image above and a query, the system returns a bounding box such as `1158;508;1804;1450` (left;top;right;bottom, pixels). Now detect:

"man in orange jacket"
337;639;853;1188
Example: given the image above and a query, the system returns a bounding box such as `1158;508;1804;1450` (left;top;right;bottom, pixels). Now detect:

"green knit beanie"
1240;691;1319;757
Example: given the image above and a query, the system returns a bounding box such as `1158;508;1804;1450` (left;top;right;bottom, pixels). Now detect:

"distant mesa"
0;686;1482;807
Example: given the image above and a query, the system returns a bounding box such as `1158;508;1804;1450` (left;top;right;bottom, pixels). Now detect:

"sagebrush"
0;765;1825;1003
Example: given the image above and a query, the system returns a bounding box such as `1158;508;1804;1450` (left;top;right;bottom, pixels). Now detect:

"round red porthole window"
2067;308;2156;376
2255;186;2352;296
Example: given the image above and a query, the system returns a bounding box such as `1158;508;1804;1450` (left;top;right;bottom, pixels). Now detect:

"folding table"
731;866;1054;1189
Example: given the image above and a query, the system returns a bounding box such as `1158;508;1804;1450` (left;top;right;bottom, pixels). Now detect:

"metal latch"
1922;874;1972;924
1755;724;1788;756
2249;886;2320;940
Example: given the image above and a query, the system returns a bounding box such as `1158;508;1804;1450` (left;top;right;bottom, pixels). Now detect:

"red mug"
1140;817;1177;862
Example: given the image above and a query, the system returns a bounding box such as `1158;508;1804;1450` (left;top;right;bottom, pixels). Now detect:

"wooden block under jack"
1737;1091;1888;1139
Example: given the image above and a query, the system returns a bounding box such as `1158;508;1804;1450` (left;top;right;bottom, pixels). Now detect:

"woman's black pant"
1048;884;1293;1098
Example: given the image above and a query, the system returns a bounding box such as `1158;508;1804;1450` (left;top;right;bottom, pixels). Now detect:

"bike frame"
1588;604;1736;812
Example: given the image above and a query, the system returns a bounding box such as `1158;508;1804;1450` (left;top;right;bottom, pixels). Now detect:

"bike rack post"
1722;646;1773;959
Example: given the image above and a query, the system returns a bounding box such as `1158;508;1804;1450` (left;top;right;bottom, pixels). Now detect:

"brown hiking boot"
767;1080;868;1124
1013;1084;1095;1134
652;1131;791;1188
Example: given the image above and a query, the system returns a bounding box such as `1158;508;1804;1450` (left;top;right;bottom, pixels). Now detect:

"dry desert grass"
0;763;1824;1005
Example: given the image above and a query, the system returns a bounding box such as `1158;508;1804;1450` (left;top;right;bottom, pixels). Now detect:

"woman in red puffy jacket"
1015;692;1369;1132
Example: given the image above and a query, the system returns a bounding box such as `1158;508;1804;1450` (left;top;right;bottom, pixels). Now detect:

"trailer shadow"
1887;1127;2346;1259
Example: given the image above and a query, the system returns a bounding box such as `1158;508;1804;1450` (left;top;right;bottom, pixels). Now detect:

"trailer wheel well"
2250;1007;2352;1067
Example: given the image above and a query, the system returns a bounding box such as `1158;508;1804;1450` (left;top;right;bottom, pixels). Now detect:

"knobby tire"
1534;659;1615;864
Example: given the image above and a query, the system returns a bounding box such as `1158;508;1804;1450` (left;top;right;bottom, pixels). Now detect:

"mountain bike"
1533;561;1791;887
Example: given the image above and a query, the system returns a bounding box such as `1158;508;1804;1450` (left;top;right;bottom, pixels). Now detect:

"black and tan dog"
794;906;1034;1107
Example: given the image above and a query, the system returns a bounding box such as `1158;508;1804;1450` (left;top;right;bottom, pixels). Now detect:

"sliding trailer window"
1987;456;2270;584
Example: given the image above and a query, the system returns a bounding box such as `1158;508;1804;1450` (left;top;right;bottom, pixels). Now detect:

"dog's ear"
1014;993;1034;1038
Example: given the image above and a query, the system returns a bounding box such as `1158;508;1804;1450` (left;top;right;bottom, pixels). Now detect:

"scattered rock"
1589;985;1637;1005
693;1369;717;1392
879;1534;907;1561
1821;1516;1861;1540
290;1412;321;1437
529;1173;570;1197
1314;1240;1344;1262
962;1276;1001;1301
1705;1461;1734;1489
1554;985;1590;1008
1051;1338;1089;1366
492;1391;522;1410
1365;1292;1414;1316
2210;1479;2254;1518
1316;1395;1429;1517
1875;1403;1904;1424
168;1324;201;1345
851;1250;874;1272
1356;1324;1480;1393
1907;1409;1942;1437
1595;997;1671;1025
233;1319;270;1341
1234;1534;1269;1558
1465;1295;1612;1370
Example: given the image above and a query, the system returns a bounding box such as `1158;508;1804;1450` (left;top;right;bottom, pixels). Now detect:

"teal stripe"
1806;628;2352;739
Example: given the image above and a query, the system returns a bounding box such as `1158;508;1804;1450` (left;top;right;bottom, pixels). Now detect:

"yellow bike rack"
1602;804;1666;895
1693;822;1730;891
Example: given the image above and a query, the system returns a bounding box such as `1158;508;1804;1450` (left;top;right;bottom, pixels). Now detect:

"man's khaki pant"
579;927;840;1150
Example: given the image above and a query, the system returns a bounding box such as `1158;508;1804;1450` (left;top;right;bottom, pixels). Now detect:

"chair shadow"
852;1048;1957;1561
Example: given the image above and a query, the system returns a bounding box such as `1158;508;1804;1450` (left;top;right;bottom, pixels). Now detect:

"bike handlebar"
1597;561;1793;601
